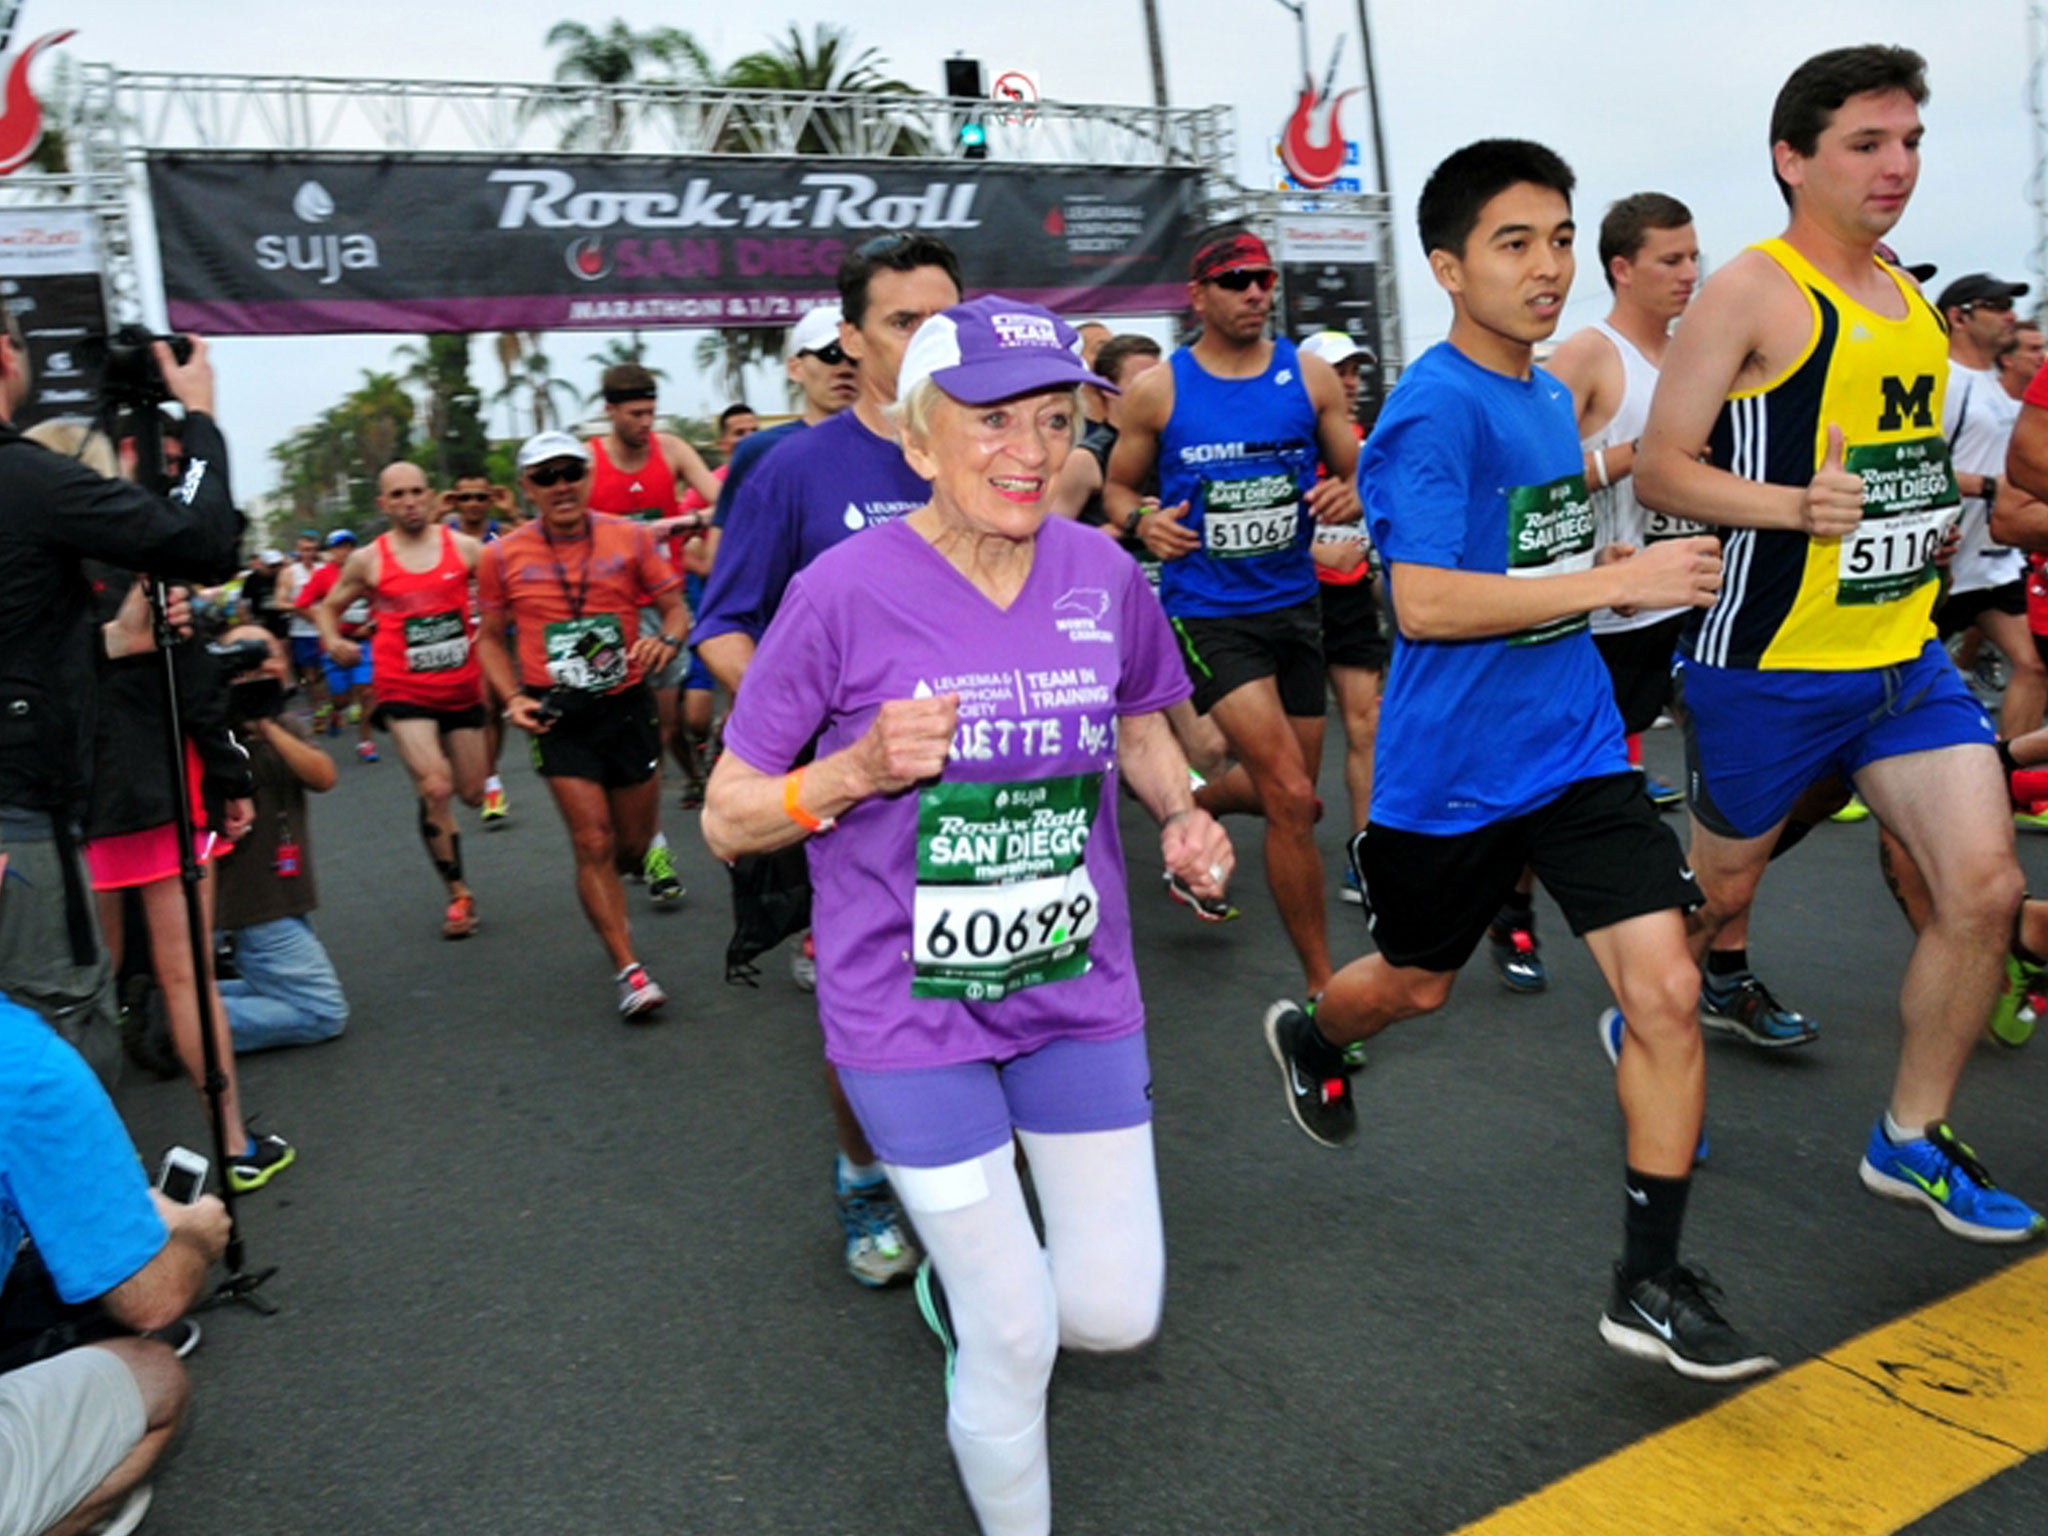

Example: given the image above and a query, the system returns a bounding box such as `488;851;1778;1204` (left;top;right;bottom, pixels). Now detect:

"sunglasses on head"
1209;269;1276;293
526;461;587;488
800;342;849;367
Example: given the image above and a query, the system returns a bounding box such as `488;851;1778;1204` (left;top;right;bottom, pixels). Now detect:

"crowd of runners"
14;35;2048;1536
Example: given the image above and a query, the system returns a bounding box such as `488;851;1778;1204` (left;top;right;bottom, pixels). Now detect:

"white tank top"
1583;321;1698;634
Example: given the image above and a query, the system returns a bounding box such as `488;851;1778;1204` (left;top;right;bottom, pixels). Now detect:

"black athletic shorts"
1319;579;1390;672
1935;578;2027;639
369;700;489;732
1592;614;1686;736
1169;597;1326;717
529;685;661;789
1349;772;1701;973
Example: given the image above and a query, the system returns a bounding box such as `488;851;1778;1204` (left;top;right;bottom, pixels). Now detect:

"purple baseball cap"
897;295;1116;406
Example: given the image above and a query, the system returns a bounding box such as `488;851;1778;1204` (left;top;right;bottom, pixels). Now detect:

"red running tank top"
587;436;680;522
368;528;483;710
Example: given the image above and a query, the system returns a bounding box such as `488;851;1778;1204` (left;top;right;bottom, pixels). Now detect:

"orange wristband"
783;767;834;834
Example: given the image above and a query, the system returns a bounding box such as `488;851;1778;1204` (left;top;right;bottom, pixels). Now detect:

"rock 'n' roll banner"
147;155;1203;335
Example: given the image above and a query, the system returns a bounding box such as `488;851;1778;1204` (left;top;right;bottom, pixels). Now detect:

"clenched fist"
853;694;959;796
1616;535;1723;611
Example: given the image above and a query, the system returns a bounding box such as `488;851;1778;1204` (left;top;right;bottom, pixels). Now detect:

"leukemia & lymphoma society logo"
565;235;611;282
0;1;76;178
253;180;380;286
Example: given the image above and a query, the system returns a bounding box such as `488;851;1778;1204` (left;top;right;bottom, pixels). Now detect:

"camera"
206;636;272;680
85;323;194;411
210;637;283;722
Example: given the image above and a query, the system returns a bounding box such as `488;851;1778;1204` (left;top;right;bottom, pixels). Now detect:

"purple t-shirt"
724;515;1190;1072
692;410;929;647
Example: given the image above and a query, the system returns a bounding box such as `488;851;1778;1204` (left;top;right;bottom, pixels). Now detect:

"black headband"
603;386;658;405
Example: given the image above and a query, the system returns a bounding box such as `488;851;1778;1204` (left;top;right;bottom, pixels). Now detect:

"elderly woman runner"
704;296;1232;1534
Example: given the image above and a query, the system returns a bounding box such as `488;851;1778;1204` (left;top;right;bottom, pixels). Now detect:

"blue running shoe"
1597;1008;1710;1164
1700;970;1818;1050
1858;1120;2046;1244
1340;866;1364;906
1487;911;1547;993
1641;772;1685;812
836;1170;920;1287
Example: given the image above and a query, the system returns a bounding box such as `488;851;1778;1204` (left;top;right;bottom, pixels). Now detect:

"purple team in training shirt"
704;295;1233;1536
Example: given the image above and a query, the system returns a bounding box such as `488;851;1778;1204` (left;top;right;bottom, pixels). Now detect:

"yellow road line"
1453;1251;2048;1536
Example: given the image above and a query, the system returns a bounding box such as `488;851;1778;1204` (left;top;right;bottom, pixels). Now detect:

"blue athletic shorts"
322;655;373;695
835;1028;1153;1168
1677;640;1992;839
289;634;323;671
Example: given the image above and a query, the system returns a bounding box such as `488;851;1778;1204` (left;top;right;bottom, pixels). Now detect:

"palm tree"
719;25;924;156
493;347;582;436
692;329;783;406
393;334;489;479
584;336;665;403
539;19;713;150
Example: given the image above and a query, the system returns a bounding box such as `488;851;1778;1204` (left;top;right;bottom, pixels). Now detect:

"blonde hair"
24;418;118;479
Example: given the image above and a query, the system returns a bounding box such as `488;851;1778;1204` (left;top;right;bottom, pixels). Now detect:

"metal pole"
1353;0;1393;200
1141;0;1170;108
1352;0;1403;374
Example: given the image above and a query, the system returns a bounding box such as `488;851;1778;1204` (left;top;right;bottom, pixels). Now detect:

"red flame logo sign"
0;30;75;177
1278;77;1358;190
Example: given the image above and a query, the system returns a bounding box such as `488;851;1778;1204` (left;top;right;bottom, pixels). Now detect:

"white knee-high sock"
948;1407;1051;1536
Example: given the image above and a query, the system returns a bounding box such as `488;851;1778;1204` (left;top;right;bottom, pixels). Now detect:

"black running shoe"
1262;1000;1356;1148
1599;1262;1776;1382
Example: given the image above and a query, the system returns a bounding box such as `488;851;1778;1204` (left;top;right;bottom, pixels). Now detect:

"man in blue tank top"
1106;229;1362;1000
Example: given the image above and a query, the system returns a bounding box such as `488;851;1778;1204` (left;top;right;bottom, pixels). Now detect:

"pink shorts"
84;824;219;891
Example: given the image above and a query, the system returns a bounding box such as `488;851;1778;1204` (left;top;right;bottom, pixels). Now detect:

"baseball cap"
1935;272;2029;313
1298;331;1377;369
787;306;846;359
1191;230;1275;283
259;547;285;565
325;529;357;547
516;430;593;473
897;295;1114;407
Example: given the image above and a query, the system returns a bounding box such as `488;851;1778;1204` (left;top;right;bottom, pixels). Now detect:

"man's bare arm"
1390;536;1721;642
314;546;377;659
1549;328;1635;487
1102;364;1174;532
662;433;724;506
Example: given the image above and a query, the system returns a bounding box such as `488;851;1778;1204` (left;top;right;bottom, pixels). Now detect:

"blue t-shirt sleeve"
1362;374;1481;571
694;453;802;647
2;1022;166;1303
712;428;776;531
721;577;842;774
1116;556;1192;716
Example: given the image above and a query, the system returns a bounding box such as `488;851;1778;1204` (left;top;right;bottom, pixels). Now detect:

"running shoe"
1263;999;1356;1148
1829;796;1871;824
1486;911;1547;993
914;1257;958;1399
1988;952;2046;1048
1699;971;1818;1049
837;1169;919;1288
1858;1120;2046;1243
616;963;667;1022
94;1485;153;1536
1642;772;1685;811
1599;1263;1776;1382
226;1132;296;1193
1166;869;1239;923
1596;1008;1711;1164
355;740;378;763
643;844;685;908
790;931;817;994
2014;804;2048;833
1340;866;1364;906
480;786;510;826
442;892;479;940
145;1318;202;1359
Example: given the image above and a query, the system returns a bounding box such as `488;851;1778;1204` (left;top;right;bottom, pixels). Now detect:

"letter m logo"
1877;374;1935;432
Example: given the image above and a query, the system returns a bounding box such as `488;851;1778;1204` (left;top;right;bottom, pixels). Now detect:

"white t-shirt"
278;559;320;638
1941;361;2025;596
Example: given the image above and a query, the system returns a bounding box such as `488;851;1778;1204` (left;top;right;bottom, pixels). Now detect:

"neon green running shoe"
643;844;685;908
1989;953;2045;1048
1829;796;1871;824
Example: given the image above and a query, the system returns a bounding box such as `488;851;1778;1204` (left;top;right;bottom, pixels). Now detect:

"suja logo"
253;180;380;286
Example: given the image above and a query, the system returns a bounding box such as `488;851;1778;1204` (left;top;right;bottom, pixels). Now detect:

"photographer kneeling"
0;314;241;1076
211;626;349;1053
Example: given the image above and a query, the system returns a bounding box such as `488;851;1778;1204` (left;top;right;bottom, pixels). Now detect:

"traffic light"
944;58;984;98
944;58;988;160
959;118;988;159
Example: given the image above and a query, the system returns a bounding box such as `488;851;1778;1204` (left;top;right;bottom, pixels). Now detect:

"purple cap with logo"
897;295;1116;406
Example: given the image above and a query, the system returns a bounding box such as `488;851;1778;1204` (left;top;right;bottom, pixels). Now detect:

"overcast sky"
24;0;2048;497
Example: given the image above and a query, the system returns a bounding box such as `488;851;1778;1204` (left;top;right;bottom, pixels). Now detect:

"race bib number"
1643;508;1707;542
1837;437;1960;606
912;775;1102;1002
1201;472;1300;559
543;613;628;692
1505;472;1596;645
402;611;468;673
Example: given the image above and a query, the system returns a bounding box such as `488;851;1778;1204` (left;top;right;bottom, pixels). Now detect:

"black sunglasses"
1210;269;1276;292
451;491;491;503
1964;298;2016;314
799;342;849;367
526;461;587;488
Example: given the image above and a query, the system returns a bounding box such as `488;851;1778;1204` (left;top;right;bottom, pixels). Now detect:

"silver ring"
1209;863;1224;884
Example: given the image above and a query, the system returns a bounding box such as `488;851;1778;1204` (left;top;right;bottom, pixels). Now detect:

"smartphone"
156;1146;209;1204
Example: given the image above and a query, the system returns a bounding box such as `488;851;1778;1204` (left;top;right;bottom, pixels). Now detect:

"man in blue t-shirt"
694;232;964;1295
1258;139;1771;1384
0;996;228;1534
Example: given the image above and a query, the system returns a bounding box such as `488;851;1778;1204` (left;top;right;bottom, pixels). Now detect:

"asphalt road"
111;722;2048;1535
